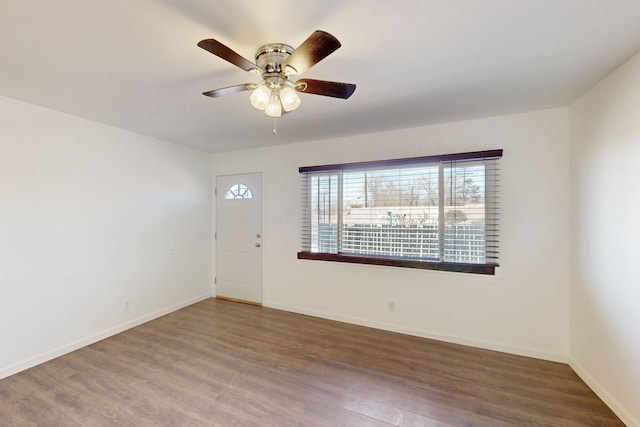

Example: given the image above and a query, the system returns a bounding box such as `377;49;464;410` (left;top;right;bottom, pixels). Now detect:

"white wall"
0;96;212;379
212;108;571;362
570;52;640;426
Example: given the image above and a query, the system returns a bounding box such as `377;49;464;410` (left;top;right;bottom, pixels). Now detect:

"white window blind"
299;150;501;274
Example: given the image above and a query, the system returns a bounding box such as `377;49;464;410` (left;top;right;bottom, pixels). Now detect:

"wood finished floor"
0;298;623;426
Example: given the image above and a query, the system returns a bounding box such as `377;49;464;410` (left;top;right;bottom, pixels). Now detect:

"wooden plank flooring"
0;298;623;426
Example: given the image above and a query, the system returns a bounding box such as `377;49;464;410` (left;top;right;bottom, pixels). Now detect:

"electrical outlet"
124;300;129;311
387;301;396;312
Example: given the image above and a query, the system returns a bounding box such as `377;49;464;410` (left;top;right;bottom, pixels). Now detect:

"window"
225;183;253;200
298;150;502;274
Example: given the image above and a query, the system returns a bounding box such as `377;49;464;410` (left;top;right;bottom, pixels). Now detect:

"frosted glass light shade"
250;85;270;110
279;87;301;112
265;93;282;117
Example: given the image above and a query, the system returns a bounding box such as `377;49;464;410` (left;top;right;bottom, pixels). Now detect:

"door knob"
255;243;261;247
256;233;261;238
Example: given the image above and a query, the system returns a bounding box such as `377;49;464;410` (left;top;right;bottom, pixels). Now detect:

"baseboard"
0;293;211;380
264;301;567;363
569;358;636;427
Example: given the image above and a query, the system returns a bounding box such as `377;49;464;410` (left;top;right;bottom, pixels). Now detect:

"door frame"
214;172;263;305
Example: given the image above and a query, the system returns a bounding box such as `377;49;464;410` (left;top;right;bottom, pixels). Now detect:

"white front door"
215;173;262;304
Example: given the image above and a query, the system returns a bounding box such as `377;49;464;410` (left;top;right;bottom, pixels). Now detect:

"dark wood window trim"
299;149;503;173
297;251;497;275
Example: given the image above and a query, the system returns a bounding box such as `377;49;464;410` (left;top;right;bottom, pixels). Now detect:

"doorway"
215;173;262;304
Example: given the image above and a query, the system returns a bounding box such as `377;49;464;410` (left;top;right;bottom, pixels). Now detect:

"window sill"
297;252;497;275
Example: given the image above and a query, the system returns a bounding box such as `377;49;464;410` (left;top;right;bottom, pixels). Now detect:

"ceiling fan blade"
198;39;261;73
203;83;256;98
295;79;356;99
282;31;341;76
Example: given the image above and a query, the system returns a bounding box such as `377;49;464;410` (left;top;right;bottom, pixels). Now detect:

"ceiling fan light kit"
265;92;283;118
249;84;270;110
279;87;301;112
198;30;355;126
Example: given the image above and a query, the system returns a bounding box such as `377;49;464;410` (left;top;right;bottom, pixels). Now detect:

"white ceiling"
2;0;640;153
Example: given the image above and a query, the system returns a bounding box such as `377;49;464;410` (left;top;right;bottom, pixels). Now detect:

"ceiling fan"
197;30;356;119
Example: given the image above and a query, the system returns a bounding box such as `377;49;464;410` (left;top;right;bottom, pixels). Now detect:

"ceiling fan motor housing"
255;43;295;75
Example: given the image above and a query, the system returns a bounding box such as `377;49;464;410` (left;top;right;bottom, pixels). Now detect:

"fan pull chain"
273;118;278;135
